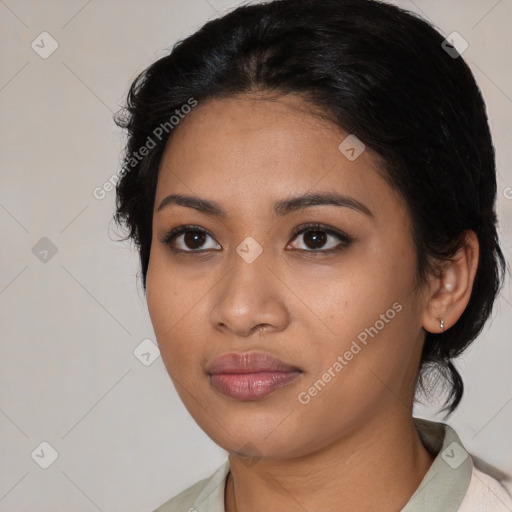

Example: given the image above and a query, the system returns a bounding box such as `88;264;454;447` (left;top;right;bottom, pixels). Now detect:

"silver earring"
440;319;445;332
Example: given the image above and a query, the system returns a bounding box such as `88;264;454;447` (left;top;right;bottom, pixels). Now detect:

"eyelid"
158;224;221;252
287;222;353;252
160;222;353;254
289;222;352;241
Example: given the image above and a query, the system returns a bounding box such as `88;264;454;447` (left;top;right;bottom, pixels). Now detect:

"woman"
114;0;511;510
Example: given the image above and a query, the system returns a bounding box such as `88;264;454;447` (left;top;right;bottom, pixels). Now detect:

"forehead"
155;94;401;222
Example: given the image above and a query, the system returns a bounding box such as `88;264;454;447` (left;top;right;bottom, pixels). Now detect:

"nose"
209;248;289;338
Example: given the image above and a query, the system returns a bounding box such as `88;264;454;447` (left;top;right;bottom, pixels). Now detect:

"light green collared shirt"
154;418;512;512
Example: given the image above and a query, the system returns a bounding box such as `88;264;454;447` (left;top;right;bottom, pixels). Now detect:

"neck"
225;411;434;512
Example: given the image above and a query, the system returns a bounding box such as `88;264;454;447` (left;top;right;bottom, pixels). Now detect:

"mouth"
206;351;303;401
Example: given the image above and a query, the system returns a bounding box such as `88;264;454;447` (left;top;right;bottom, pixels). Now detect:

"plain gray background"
1;0;511;510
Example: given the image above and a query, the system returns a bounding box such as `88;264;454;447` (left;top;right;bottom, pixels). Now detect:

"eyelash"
159;223;354;256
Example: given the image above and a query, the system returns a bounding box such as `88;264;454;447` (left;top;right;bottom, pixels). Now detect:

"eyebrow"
157;192;373;218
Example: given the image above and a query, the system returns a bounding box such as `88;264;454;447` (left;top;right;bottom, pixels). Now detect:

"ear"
422;230;479;334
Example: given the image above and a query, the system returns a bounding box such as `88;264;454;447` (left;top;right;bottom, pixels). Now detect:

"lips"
207;352;302;401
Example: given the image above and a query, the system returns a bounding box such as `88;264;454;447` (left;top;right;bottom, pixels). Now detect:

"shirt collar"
190;418;473;512
402;418;473;512
192;458;229;512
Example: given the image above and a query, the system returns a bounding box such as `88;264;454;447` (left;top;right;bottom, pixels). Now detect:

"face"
146;93;429;460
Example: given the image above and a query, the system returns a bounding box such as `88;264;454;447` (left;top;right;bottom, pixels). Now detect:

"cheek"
305;235;420;374
146;249;211;378
310;242;415;332
146;244;196;334
146;251;186;368
145;252;171;340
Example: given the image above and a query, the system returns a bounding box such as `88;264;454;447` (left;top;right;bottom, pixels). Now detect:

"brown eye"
287;223;353;253
183;230;207;249
160;225;222;253
302;230;328;249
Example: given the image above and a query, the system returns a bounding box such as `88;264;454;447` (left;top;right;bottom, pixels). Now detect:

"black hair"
113;0;506;414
